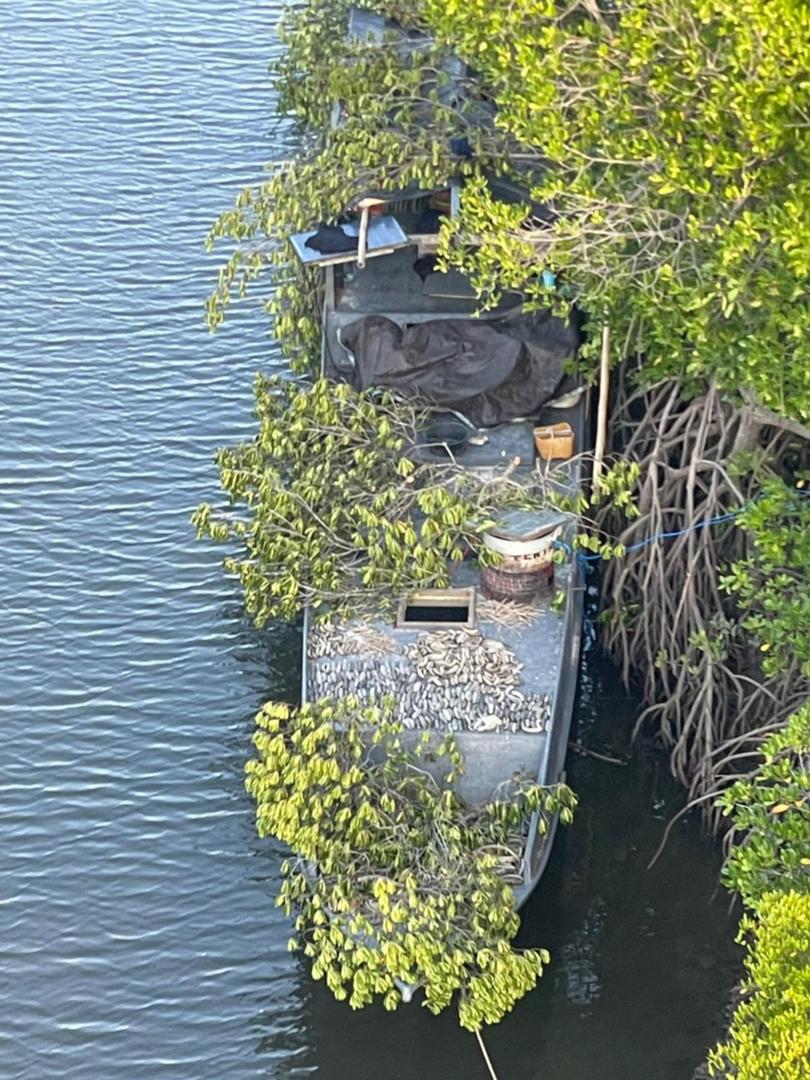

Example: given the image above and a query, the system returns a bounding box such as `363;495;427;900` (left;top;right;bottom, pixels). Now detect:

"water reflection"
558;898;606;1008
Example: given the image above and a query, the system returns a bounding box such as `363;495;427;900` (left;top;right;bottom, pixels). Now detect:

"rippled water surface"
1;3;740;1078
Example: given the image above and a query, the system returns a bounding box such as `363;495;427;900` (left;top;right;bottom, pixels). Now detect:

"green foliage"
192;377;443;623
720;480;810;678
708;890;810;1080
208;0;810;422
193;377;631;625
710;711;810;1079
205;0;486;368
717;707;810;908
427;0;810;425
245;697;576;1028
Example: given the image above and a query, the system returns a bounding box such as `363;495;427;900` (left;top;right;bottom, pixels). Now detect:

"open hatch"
395;588;476;629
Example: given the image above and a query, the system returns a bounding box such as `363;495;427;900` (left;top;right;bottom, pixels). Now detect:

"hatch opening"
396;589;476;629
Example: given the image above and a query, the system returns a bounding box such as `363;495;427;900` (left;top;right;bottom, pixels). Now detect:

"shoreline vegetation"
197;1;809;1075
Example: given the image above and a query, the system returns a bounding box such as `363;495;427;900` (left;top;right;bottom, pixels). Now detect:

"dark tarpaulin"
339;312;575;426
305;223;357;254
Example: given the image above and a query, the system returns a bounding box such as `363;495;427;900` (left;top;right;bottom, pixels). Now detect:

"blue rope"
557;488;808;564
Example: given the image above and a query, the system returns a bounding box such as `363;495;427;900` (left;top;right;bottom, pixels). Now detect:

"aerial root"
595;367;807;828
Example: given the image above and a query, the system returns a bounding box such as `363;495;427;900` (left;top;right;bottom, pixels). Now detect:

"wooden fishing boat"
293;202;586;904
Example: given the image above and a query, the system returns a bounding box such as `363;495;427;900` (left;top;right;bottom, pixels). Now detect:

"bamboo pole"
474;1029;500;1080
592;320;611;488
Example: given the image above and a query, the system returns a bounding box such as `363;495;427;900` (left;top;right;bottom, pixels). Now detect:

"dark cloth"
305;223;357;255
412;254;439;282
342;316;519;399
461;340;565;426
339;312;575;426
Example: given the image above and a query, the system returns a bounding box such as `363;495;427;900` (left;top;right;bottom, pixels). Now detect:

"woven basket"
533;422;574;461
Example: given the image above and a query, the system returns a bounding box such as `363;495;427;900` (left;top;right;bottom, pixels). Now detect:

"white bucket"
482;525;562;559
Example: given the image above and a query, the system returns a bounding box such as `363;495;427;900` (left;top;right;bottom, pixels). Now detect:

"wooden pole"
354;197;387;270
592;320;611;489
356;205;370;269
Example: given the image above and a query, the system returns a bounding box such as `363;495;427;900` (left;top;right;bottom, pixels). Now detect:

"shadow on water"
252;585;741;1080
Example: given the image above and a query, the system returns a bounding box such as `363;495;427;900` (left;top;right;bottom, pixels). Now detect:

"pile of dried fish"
308;649;552;735
393;678;551;733
466;687;552;734
308;621;396;659
309;656;407;700
308;623;554;735
405;629;522;687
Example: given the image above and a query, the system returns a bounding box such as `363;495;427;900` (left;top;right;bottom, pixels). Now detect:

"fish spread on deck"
308;623;551;734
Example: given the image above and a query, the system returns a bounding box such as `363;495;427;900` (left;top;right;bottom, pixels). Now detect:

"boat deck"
414;404;583;469
303;403;584;807
311;250;586;830
305;553;575;803
308;561;570;702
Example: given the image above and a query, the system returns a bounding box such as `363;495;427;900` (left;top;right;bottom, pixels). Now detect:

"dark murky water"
0;3;739;1077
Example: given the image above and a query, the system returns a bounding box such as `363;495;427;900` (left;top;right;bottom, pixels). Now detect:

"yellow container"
533;422;574;461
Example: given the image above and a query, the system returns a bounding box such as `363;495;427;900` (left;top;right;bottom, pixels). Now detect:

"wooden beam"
592;321;611;488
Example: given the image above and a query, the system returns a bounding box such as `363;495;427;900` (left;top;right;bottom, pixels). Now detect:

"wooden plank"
409;232;440;256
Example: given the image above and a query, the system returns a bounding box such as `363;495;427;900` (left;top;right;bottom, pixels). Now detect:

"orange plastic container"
533;422;574;461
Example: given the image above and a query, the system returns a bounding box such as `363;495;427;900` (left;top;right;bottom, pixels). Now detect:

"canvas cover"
339;312;576;426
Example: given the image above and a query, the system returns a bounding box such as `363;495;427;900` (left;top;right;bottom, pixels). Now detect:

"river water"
0;3;740;1078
